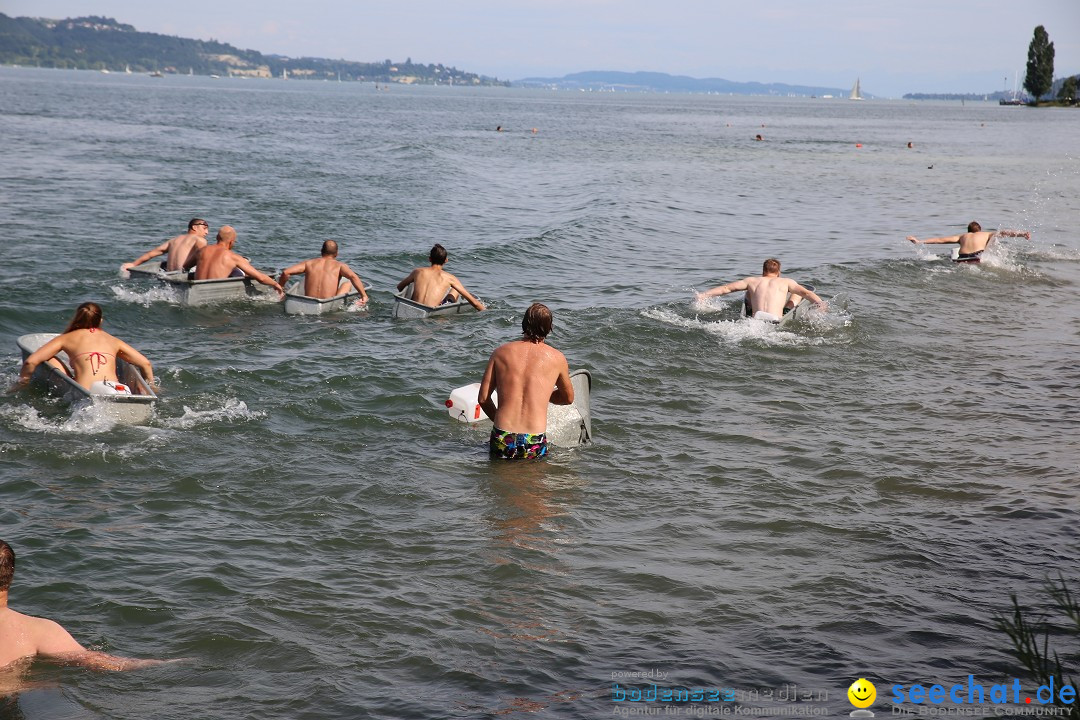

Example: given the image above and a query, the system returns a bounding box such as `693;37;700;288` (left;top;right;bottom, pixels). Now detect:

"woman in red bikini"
16;302;155;394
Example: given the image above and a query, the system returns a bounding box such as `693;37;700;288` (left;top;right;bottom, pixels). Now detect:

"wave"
162;398;265;429
643;295;853;347
0;401;120;434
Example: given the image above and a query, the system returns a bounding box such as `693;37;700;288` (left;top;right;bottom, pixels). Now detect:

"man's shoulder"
7;608;60;635
543;343;568;361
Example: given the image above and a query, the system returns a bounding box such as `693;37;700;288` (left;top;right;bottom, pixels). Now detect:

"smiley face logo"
848;678;876;708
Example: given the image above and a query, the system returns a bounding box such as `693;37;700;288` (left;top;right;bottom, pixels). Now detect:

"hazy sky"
6;0;1078;97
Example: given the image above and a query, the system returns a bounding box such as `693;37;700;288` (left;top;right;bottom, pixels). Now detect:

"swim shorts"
753;310;781;323
489;427;548;459
955;250;983;263
90;380;131;395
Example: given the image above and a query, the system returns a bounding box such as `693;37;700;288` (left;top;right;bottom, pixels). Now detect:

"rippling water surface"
0;68;1078;719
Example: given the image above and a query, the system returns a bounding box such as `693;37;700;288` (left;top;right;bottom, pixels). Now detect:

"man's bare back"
478;305;574;450
742;276;808;317
397;244;485;311
162;232;207;271
121;219;209;273
410;266;463;306
907;222;1031;255
279;241;368;302
191;243;243;280
696;258;824;319
480;339;573;435
186;226;284;298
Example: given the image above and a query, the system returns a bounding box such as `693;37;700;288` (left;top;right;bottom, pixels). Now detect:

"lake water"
0;67;1077;719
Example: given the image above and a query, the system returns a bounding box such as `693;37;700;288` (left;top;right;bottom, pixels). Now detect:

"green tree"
1024;25;1055;101
1058;76;1077;103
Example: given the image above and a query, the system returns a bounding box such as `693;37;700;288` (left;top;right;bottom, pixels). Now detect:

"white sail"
849;78;863;100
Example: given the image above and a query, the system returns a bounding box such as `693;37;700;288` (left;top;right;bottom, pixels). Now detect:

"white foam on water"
689;296;736;315
162;397;264;429
110;283;182;306
645;307;824;347
0;401;120;434
912;244;947;262
249;290;282;305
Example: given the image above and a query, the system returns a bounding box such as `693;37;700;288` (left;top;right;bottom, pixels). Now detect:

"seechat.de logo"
848;678;877;717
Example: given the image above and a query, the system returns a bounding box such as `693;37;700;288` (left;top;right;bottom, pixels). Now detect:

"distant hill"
0;14;507;85
514;70;857;98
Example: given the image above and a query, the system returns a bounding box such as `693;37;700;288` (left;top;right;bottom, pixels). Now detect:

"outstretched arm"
789;281;826;309
236;258;285;299
277;261;307;289
991;229;1032;240
32;616;170;671
396;269;418;292
907;234;960;245
448;276;485;311
696;278;748;301
121;240;170;271
341;265;369;304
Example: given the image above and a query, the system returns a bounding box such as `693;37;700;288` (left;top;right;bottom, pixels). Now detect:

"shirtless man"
277;240;368;304
478;303;574;459
184;226;284;298
396;244;485;310
15;302;154;394
121;218;210;273
695;258;825;322
0;540;170;672
907;221;1031;263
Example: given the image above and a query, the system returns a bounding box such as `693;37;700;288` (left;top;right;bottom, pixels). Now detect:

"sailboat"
999;71;1024;105
282;67;288;80
849;78;863;101
125;64;132;74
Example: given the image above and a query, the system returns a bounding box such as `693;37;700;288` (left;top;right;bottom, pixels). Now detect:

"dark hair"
321;240;338;256
187;218;208;231
429;244;447;265
763;258;781;274
522;303;553;342
64;302;103;333
0;540;14;592
967;221;982;233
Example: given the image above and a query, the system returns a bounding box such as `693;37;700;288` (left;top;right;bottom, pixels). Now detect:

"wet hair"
967;221;982;233
187;218;208;231
64;302;103;333
429;244;447;265
522;303;553;342
0;540;14;592
763;258;781;274
321;240;338;256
